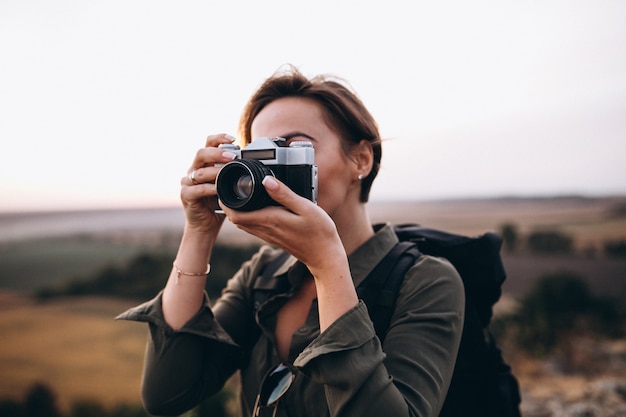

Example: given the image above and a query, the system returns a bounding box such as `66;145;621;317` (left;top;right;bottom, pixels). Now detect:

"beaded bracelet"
173;262;211;282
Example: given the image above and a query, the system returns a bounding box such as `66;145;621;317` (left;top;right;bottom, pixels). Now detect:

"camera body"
216;137;318;212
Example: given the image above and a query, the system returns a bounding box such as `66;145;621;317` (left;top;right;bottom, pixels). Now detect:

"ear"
350;139;374;180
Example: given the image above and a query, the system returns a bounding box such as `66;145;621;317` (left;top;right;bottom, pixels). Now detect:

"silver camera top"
223;137;315;166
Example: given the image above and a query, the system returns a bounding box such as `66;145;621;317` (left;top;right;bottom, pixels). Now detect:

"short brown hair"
238;65;382;202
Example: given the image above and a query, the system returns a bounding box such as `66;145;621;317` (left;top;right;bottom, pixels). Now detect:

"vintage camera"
215;137;318;211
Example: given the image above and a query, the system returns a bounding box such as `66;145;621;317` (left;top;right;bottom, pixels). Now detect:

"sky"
1;0;625;212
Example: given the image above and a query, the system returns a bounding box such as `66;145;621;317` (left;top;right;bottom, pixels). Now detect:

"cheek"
316;149;345;177
315;154;353;196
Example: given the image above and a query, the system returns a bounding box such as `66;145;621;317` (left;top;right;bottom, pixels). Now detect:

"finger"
181;181;219;203
205;133;236;148
181;166;222;186
189;146;238;172
261;176;310;214
205;133;236;147
225;209;289;248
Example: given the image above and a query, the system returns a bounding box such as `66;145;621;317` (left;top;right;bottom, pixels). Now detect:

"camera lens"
233;175;253;199
216;159;274;211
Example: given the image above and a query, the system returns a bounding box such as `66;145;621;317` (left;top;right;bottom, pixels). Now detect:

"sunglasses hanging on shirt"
253;363;296;417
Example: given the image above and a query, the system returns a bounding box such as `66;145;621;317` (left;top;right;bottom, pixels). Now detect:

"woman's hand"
221;175;345;275
180;134;238;234
162;134;238;330
222;176;359;331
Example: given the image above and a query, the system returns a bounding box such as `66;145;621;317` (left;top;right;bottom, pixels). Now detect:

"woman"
118;66;465;417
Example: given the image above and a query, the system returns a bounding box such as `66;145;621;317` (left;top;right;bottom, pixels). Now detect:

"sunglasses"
252;363;296;417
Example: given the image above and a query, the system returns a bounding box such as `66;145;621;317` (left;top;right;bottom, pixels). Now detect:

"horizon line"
1;192;625;216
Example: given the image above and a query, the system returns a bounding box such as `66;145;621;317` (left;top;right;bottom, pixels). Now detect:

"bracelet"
173;262;211;281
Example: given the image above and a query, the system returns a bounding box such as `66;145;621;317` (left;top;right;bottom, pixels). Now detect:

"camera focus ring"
216;159;274;211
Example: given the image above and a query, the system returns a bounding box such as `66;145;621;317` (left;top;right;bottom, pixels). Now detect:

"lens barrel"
216;159;274;211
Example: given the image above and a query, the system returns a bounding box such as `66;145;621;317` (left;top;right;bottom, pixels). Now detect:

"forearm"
162;132;237;330
310;257;359;333
162;226;218;330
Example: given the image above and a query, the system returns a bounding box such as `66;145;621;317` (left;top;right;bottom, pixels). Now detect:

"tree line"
498;222;626;256
0;381;235;417
36;243;262;302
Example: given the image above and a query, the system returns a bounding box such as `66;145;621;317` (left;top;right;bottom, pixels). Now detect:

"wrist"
307;241;349;275
308;254;350;283
184;220;222;237
172;262;211;282
172;225;218;278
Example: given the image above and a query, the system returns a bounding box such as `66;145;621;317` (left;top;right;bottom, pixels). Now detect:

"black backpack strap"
395;224;506;328
253;250;291;310
357;241;422;340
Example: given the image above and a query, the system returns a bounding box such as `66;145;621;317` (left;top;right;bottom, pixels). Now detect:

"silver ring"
189;170;199;185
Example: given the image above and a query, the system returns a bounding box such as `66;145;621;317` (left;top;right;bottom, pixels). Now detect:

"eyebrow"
281;132;317;142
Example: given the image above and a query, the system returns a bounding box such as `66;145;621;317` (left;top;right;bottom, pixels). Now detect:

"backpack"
253;224;522;417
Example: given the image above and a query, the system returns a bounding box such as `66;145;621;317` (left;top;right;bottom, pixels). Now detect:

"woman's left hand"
220;176;345;278
222;176;358;331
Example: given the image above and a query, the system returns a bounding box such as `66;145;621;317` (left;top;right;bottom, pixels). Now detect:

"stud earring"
357;174;363;181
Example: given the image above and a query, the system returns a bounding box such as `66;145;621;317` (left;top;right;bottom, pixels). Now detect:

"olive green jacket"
117;224;465;417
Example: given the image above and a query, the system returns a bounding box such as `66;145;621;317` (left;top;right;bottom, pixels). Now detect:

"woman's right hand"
180;133;238;234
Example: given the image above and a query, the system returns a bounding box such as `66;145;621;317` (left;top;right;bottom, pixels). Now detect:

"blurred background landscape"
2;1;625;416
1;195;625;417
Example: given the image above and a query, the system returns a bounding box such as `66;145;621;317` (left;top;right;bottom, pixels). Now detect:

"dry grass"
0;294;147;412
3;293;623;415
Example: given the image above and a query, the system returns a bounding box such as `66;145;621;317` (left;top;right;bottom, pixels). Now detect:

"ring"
189;170;199;185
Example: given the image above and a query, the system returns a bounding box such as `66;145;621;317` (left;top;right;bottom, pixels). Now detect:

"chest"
274;278;317;362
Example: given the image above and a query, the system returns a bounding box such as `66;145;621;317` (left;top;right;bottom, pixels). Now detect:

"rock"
522;378;626;417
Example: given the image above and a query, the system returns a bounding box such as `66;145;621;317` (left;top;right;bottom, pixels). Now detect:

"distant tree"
0;385;152;417
0;399;24;417
109;403;150;417
23;383;62;417
499;222;519;252
70;399;108;417
513;271;623;357
604;238;626;257
527;230;573;254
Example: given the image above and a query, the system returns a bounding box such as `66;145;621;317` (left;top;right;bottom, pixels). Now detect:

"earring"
357;174;363;181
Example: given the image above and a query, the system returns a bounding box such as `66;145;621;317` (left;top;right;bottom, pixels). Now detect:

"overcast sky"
1;0;625;212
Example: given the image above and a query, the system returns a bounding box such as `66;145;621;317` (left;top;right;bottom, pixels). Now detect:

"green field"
0;237;163;294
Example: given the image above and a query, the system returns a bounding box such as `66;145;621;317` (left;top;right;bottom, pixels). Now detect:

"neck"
334;202;375;256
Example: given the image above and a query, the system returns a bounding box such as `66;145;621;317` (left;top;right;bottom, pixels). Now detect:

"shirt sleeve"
115;245;279;416
293;255;465;417
116;291;242;415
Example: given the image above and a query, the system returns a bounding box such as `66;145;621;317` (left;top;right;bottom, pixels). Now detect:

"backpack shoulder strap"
357;241;422;340
395;224;506;327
